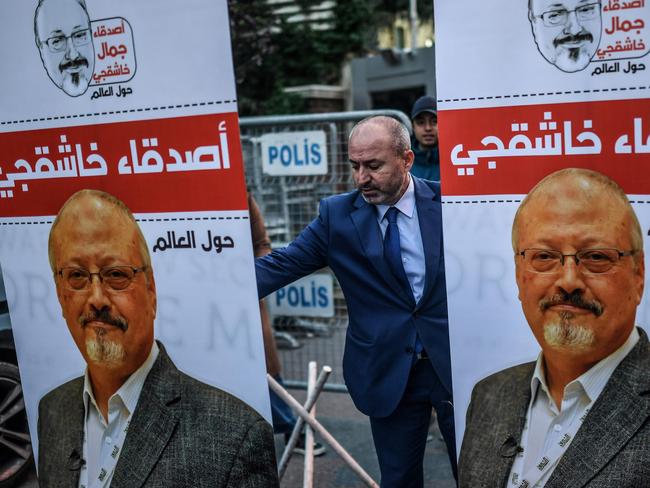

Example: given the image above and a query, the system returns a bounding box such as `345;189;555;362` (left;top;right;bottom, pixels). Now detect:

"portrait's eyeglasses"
517;248;635;274
534;2;601;27
40;29;91;54
57;266;147;291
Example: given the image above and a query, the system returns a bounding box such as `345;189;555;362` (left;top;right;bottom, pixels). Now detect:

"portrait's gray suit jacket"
459;328;650;488
37;342;279;488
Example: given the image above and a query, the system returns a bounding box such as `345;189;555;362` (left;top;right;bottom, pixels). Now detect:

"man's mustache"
79;309;128;331
554;32;594;48
59;57;89;72
539;290;603;316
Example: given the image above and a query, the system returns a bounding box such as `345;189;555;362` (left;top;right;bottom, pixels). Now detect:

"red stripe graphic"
0;113;247;217
439;98;650;196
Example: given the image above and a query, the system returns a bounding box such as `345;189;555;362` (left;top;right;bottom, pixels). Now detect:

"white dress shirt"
375;175;426;303
80;341;159;488
508;327;640;487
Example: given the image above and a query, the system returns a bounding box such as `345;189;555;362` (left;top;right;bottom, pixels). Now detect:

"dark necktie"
383;207;411;294
384;207;424;355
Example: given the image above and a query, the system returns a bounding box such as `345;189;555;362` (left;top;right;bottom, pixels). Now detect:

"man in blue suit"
256;116;455;486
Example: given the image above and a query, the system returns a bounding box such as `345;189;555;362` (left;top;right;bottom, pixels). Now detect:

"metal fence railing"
240;110;412;390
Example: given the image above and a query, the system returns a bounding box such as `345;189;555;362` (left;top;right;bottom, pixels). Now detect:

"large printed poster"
0;0;270;468
434;0;650;447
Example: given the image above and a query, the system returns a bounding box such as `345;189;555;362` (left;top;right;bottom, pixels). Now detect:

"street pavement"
275;389;456;487
274;319;456;485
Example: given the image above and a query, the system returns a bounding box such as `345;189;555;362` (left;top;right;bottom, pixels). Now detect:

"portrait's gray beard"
567;47;581;61
85;328;126;367
80;307;128;367
57;56;91;95
543;311;595;351
61;71;89;96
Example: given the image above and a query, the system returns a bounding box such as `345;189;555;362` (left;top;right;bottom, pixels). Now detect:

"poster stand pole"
303;361;317;488
268;371;379;487
276;366;331;477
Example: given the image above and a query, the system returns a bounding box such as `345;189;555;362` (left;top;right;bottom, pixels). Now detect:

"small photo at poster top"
435;0;650;109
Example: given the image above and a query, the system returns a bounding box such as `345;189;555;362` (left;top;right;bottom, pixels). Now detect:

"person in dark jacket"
410;96;440;181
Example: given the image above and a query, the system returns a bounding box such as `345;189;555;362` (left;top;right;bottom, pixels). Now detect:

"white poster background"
0;0;237;128
435;1;650;110
434;0;650;450
0;0;270;462
443;196;650;447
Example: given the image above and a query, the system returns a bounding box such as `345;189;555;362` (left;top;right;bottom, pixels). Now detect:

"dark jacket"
256;177;450;418
38;342;279;488
459;328;650;488
410;137;440;181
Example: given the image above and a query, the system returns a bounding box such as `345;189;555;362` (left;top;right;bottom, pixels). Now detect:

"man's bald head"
512;168;643;259
513;168;645;361
347;115;414;205
49;189;157;374
48;189;151;277
349;115;411;157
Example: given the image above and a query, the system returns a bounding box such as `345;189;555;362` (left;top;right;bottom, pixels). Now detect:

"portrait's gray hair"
48;189;152;277
511;168;644;262
34;0;89;47
527;0;541;21
349;115;411;156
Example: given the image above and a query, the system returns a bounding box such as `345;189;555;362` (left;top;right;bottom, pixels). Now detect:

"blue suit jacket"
256;177;451;418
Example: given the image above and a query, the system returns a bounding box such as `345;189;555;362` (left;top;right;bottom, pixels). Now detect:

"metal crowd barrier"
240;110;411;391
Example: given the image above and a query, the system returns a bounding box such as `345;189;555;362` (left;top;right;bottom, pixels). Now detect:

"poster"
0;0;270;466
434;0;650;446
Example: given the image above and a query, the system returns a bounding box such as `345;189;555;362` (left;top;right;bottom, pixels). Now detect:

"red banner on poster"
440;98;650;195
0;112;246;216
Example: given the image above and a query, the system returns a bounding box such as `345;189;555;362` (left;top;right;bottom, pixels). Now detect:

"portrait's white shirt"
509;327;639;487
80;341;159;488
375;175;426;303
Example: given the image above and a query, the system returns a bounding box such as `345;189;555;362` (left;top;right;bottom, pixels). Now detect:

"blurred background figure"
409;96;440;181
248;193;325;456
